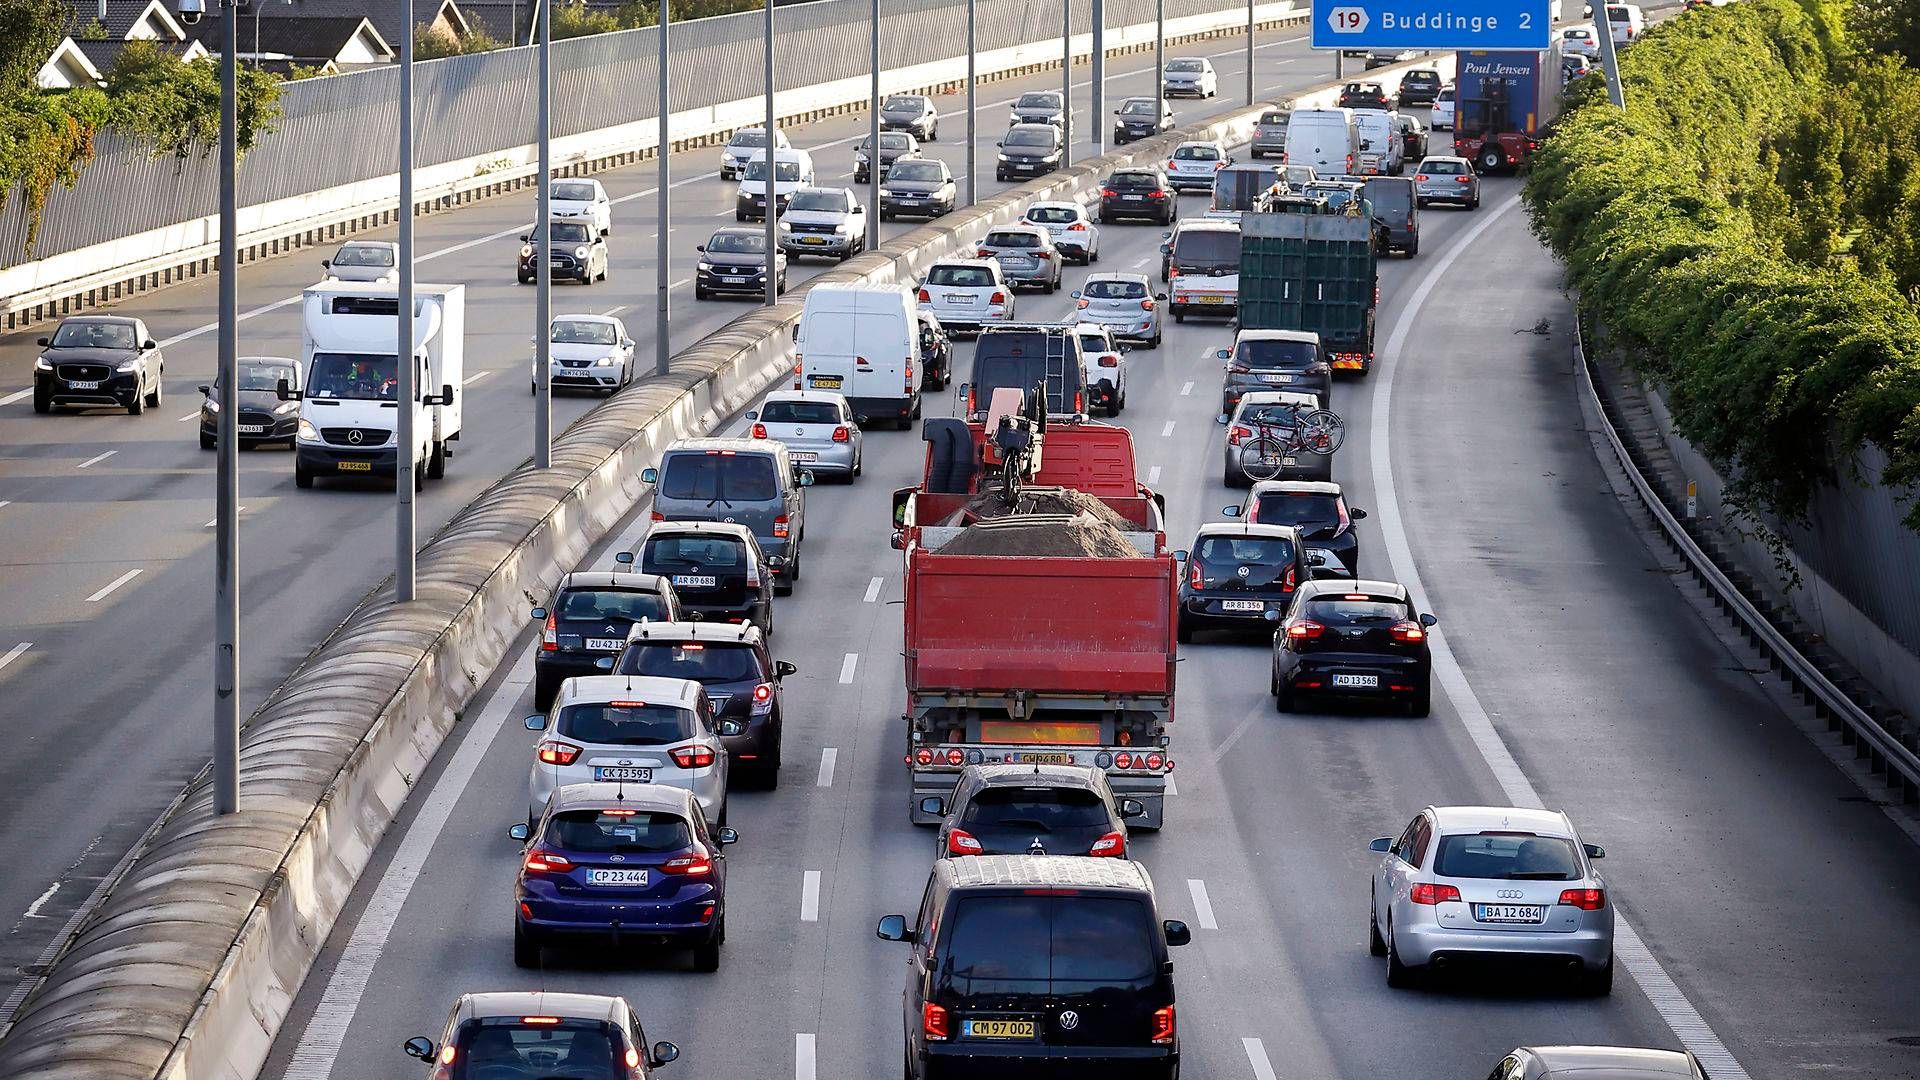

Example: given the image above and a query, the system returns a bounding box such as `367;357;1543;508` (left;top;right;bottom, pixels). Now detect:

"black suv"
923;764;1146;859
1098;169;1177;225
878;856;1189;1080
531;572;684;709
629;521;774;632
1395;69;1443;106
611;621;796;788
1337;81;1390;110
1175;522;1312;642
964;325;1089;419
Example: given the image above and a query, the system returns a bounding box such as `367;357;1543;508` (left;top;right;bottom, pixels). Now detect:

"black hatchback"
878;856;1189;1080
1176;522;1311;642
531;572;683;709
1233;479;1367;579
611;622;796;788
1271;579;1436;716
1395;68;1443;106
923;764;1146;859
631;521;774;633
1098;169;1177;225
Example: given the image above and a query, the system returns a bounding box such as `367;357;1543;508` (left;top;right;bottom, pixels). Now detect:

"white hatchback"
916;259;1013;334
1022;201;1102;265
525;674;741;828
549;178;611;237
1072;323;1129;417
1165;140;1231;192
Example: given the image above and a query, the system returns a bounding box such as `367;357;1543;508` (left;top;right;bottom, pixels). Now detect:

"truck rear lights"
944;748;965;766
832;425;850;442
523;851;574;873
1410;882;1461;905
537;740;582;766
1089;831;1126;857
1099;355;1119;368
1143;751;1165;771
922;1003;950;1041
1286;620;1325;640
947;829;983;855
1558;888;1606;910
670;745;716;769
541;611;559;651
1151;1005;1176;1044
662;851;714;875
773;515;790;539
1390;621;1426;643
750;423;768;439
1115;751;1133;769
914;748;935;766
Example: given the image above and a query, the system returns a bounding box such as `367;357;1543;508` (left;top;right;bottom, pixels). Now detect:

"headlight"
595;357;614;367
573;245;589;259
274;401;298;415
997;153;1011;162
203;399;219;414
832;221;850;234
698;261;715;272
298;418;318;441
778;220;793;231
116;359;139;373
34;356;51;371
521;244;534;258
879;188;895;198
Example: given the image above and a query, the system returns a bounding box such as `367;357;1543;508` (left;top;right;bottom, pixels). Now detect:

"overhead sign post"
1312;0;1552;50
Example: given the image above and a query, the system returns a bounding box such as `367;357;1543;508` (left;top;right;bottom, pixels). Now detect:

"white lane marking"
1164;774;1178;796
1179;381;1193;396
21;882;58;919
1370;195;1753;1080
157;294;302;349
795;1033;817;1080
203;505;247;527
839;652;858;684
800;870;822;922
1147;465;1162;485
75;450;116;469
817;747;838;787
0;643;29;675
462;370;492;387
601;305;629;317
671;277;690;290
1187;878;1218;930
0;501;10;511
176;410;200;422
282;645;536;1079
1130;256;1152;269
863;576;883;603
1244;1037;1279;1080
0;388;31;407
84;568;142;603
1160;420;1176;438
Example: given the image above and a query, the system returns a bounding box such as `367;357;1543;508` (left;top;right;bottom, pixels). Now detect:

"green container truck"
1238;211;1378;376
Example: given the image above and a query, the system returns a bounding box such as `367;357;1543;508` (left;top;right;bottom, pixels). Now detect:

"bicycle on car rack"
1237;407;1345;483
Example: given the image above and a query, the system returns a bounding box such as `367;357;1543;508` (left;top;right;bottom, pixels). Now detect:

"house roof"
65;0;185;40
228;0;468;49
187;13;393;65
72;36;206;76
35;38;104;89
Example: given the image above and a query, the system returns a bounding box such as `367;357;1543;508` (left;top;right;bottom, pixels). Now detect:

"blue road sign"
1311;0;1553;51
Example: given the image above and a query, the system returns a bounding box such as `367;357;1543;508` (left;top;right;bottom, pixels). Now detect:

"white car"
548;178;611;237
524;675;740;828
746;389;863;480
1162;56;1218;98
321;240;398;283
1559;27;1600;57
916;258;1013;334
533;313;635;395
1021;201;1101;265
718;125;790;180
1072;323;1128;416
1165;140;1231;192
1431;86;1456;130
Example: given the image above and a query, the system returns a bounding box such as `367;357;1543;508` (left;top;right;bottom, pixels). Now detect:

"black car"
33;315;165;415
612;621;796;787
856;131;922;184
1271;579;1436;716
1359;176;1420;256
1337;81;1390;110
965;325;1089;419
696;227;787;299
881;158;958;220
630;522;774;632
877;856;1189;1080
880;93;939;140
1232;479;1366;579
918;312;954;390
995;123;1063;181
923;764;1145;859
518;220;606;284
531;571;684;708
1176;522;1312;642
1098;169;1177;224
1395;69;1443;106
198;356;301;449
1112;96;1174;144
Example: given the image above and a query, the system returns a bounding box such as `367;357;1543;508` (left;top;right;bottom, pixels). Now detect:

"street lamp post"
1154;0;1164;108
534;0;552;466
396;0;417;599
1091;0;1103;155
1060;0;1071;167
869;0;881;250
656;0;671;375
1594;13;1627;107
764;0;777;306
965;0;977;206
1245;0;1255;105
214;0;240;815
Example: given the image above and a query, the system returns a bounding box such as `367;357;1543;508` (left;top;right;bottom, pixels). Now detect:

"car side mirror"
1307;551;1328;566
1221;505;1243;518
436;382;453;406
524;714;548;731
919;795;947;817
876;914;913;942
622;338;635;348
767;555;788;571
1584;843;1606;859
404;1037;436;1062
994;141;1003;147
508;822;530;841
1163;920;1192;947
276;377;299;401
1350;507;1368;520
1419;612;1438;628
1070;289;1082;299
1171;549;1188;563
321;259;332;270
594;656;615;671
520;234;530;242
641;467;659;484
1264;609;1282;622
36;337;50;347
198;384;211;396
1369;836;1393;853
1215;413;1230;426
530;607;548;621
776;660;797;678
745;409;759;420
717;718;747;737
717;827;740;845
651;1042;680;1067
1155;292;1168;301
798;470;816;487
1158;243;1171;255
695;244;706;253
143;339;157;351
614;550;634;565
1120;798;1146;819
890;531;907;551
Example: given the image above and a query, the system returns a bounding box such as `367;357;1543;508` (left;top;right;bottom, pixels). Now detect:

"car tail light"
540;611;558;651
1215;160;1226;170
752;681;775;704
989;290;1007;305
523;850;574;873
976;247;991;257
1166;159;1177;170
1141;298;1155;311
750;422;768;439
1457;176;1473;184
922;1003;950;1041
947;829;983;855
917;288;931;303
1151;1006;1176;1045
1074;391;1083;413
1075;299;1090;310
1413;174;1429;182
832;425;850;442
663;851;715;875
1035;250;1052;261
1390;621;1426;643
1409;882;1461;905
1228;424;1251;446
773;514;790;538
1559;888;1606;910
747;563;762;588
1334;499;1352;536
650;510;665;522
671;745;716;769
1088;831;1126;856
1228;363;1251;374
965;387;976;415
1099;354;1118;368
536;740;581;766
1346;152;1355;171
1282;565;1297;593
1148;190;1167;200
1286;620;1325;641
1189;563;1203;589
1101;188;1118;198
1068;222;1087;232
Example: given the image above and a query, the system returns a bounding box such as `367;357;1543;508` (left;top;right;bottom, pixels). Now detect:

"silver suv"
974;223;1063;293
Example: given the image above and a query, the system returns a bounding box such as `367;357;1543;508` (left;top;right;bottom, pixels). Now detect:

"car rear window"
1433;833;1582;880
985;230;1043;248
1026;206;1080;224
642;535;746;571
1106;171;1162;190
1083;279;1146;299
942;896;1156;986
660;452;778;502
1362;180;1413;213
557;701;697;745
557;588;669;624
1174;144;1221;161
1420;159;1467;175
1196;535;1295;568
1404;71;1439;85
1171;230;1239;268
617;642;764;683
1252;492;1340;527
449;1018;622;1078
1259;111;1288;126
964;786;1109;830
1300;595;1408;624
762;400;841;425
1236;339;1319;368
927;265;994;287
545;808;691;853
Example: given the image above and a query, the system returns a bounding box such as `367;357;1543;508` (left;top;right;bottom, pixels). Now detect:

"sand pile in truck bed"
935;488;1144;559
940;486;1137;533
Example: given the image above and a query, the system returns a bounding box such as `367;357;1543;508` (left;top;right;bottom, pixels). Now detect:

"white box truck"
793;283;921;429
290;280;464;489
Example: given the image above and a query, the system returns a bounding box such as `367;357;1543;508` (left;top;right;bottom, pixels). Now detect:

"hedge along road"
262;156;1920;1080
0;25;1332;1015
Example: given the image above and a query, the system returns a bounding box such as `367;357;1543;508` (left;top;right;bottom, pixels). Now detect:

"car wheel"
201;431;215;450
1174;310;1185;324
1148;331;1161;350
427;438;447;479
148;377;163;408
735;210;747;221
853;450;863;477
518;274;531;284
414;460;426;491
1407;683;1431;718
33;384;51;414
1384;920;1418;988
1368;887;1389;956
512;920;541;969
691;919;724;973
696;285;710;300
1469;195;1481;210
1584;954;1615;996
1224;464;1244;488
126;382;145;415
294;462;314;489
779;273;789;294
1275;675;1296;713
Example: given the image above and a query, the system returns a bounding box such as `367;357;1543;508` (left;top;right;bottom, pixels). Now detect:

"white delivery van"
793;283;920;429
1284;107;1361;177
1349;109;1403;175
291;281;464;490
735;147;816;222
1607;3;1645;45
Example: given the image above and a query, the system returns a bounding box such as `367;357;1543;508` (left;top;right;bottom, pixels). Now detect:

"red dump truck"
891;419;1179;828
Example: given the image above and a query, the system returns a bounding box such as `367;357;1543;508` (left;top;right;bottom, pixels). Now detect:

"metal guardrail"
1574;317;1920;801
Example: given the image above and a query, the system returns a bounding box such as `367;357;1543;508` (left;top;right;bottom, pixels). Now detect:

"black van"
964;326;1088;420
1359;176;1420;257
877;855;1189;1080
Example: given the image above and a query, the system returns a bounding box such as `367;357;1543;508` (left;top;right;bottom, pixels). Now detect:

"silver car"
1071;272;1164;348
1412;155;1481;209
1250;107;1289;159
1490;1046;1710;1080
974;223;1062;292
322;240;398;283
1369;805;1615;993
1008;90;1065;127
746;390;862;480
719;125;789;179
524;674;740;827
879;93;939;141
1166;140;1231;192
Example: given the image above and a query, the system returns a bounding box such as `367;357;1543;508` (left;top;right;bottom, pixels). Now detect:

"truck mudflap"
907;743;1172;829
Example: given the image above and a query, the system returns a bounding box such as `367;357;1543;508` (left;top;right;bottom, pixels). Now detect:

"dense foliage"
1525;0;1920;528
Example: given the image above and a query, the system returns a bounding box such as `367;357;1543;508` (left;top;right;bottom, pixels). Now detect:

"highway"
0;26;1335;984
256;154;1920;1079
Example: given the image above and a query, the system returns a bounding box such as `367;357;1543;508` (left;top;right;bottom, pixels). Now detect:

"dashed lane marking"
84;569;142;603
817;748;838;787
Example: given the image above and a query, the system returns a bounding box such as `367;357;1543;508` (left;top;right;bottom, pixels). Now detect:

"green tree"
1849;0;1920;63
0;0;68;95
551;0;620;38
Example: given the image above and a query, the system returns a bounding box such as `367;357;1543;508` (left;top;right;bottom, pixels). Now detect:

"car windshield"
942;895;1155;987
544;809;692;854
222;361;293;391
708;231;766;254
1302;595;1409;625
556;588;669;624
1174;144;1221;160
744;159;802;182
1026;206;1079;224
985;230;1042;249
1419;159;1468;175
963;786;1110;831
556;701;697;745
1083;279;1146;300
448;1018;622;1079
1237;339;1319;368
761;400;842;424
788;190;845;212
617;642;764;683
1438;88;1454;101
883;95;924;111
331;244;393;267
1252;492;1341;526
1120;99;1157;116
927;265;995;287
50;321;136;349
1005;128;1055;148
659;452;779;501
548;222;591;243
553;181;596;201
889;161;944;182
1214;169;1275;210
552;319;618;345
1196;535;1295;568
730;129;770;147
1168;59;1203;71
1017;93;1060;109
307;352;397;400
1172;230;1240;269
1305;184;1362;210
1106;172;1160;190
1608;5;1631;19
641;535;747;571
1433;832;1583;880
1404;71;1439;85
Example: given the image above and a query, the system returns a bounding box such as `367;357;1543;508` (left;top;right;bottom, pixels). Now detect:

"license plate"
962;1020;1035;1040
1221;599;1264;612
943;295;967;304
337;460;372;472
1331;674;1379;688
671;575;717;587
1124;194;1144;201
586;637;626;651
1473;903;1546;923
69;380;100;389
1200;295;1226;304
724;277;746;284
593;766;653;782
791;452;818;462
802;236;827;245
1006;751;1075;765
1260;373;1294;383
809;375;843;389
1281;456;1297;467
238;424;266;434
587;869;650;886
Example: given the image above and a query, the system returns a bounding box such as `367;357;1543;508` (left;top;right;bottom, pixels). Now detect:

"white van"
1606;3;1645;45
1350;109;1403;176
794;284;920;429
1283;108;1360;177
293;281;464;490
736;147;815;222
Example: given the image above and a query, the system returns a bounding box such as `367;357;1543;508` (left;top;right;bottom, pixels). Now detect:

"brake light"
1151;1006;1176;1045
540;611;558;651
1077;298;1090;309
1145;751;1165;770
917;288;931;303
1456;175;1473;183
1035;250;1052;260
1148;190;1167;199
923;1003;950;1041
523;851;573;873
1115;751;1133;769
773;514;790;538
1334;498;1352;536
1074;391;1083;413
1166;159;1177;170
1390;621;1426;643
1282;565;1297;592
1141;299;1155;311
650;510;665;522
1346;152;1355;170
1068;222;1087;231
522;1016;564;1025
1409;882;1461;905
1099;354;1118;368
945;748;964;766
1101;188;1118;198
670;745;716;769
1189;563;1202;589
989;291;1007;305
965;387;976;415
914;748;935;766
1228;424;1251;446
662;851;714;875
832;425;850;442
976;247;991;257
747;563;762;588
1228;363;1251;374
750;422;768;439
1090;831;1126;857
1559;888;1606;910
947;829;983;855
752;681;775;703
1286;620;1325;640
537;740;581;766
1413;174;1429;182
1215;160;1226;169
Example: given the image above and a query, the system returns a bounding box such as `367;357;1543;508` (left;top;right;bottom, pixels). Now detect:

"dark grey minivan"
1359;176;1420;257
643;438;813;595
